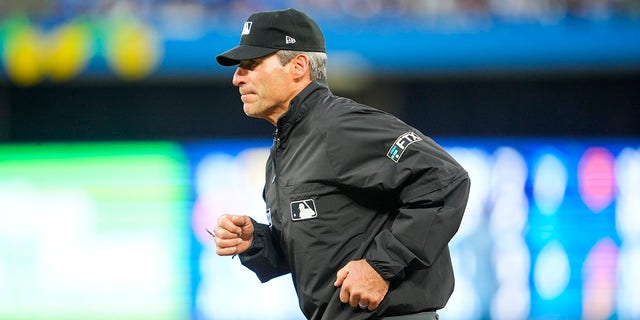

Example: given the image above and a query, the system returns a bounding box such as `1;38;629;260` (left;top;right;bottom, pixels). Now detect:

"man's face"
232;54;294;124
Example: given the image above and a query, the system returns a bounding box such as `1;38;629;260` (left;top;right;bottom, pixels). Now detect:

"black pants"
380;311;439;320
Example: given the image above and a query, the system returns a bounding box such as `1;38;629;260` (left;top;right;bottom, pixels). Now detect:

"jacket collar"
276;80;329;139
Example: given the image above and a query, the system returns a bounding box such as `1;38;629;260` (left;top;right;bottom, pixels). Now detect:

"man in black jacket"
213;8;470;320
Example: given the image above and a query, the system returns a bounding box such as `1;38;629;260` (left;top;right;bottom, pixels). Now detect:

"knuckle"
218;238;230;247
216;226;232;238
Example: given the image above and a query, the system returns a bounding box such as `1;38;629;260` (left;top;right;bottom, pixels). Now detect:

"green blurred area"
0;141;191;320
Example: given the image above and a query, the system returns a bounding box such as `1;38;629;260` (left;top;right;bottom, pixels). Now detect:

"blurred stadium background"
1;1;639;319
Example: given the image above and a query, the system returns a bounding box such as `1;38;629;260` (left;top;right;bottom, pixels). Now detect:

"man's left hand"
334;259;390;311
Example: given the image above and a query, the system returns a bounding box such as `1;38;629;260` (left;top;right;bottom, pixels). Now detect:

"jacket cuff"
364;230;415;281
366;257;406;281
238;219;288;283
239;218;266;257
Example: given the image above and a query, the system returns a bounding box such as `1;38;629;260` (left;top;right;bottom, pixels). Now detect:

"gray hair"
276;50;327;81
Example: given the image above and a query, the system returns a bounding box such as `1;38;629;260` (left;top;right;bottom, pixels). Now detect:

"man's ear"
291;54;311;81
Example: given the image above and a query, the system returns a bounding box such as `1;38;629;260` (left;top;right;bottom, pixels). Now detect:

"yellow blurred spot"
45;22;93;82
2;27;44;86
106;21;162;80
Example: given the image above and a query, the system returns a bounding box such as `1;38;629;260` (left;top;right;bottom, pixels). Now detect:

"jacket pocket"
282;182;364;250
285;183;337;222
285;182;337;199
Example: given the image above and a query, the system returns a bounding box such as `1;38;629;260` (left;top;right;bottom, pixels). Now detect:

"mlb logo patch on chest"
387;132;422;163
290;199;317;221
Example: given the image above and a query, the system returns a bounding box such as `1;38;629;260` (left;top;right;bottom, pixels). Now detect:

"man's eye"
240;60;258;70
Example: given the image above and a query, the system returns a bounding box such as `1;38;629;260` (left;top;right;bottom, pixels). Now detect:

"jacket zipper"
272;128;280;184
271;128;286;244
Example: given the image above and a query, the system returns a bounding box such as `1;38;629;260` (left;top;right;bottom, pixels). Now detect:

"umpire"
212;8;470;320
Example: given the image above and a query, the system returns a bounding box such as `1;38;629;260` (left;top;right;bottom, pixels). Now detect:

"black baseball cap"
216;8;326;66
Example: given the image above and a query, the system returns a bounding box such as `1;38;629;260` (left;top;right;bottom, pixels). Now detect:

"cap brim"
216;45;279;66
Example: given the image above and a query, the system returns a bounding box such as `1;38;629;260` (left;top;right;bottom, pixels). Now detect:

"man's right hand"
214;214;254;256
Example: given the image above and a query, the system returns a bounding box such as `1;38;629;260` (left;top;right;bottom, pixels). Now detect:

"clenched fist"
213;214;254;256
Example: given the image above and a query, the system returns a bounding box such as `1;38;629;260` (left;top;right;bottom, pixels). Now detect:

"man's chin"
243;106;262;119
243;105;255;116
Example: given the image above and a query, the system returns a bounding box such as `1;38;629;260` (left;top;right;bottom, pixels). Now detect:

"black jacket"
240;80;470;320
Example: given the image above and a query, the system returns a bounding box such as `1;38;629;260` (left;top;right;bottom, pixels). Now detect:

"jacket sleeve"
323;106;470;281
238;218;290;282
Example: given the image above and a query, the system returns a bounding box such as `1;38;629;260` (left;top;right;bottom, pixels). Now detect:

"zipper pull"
273;129;281;149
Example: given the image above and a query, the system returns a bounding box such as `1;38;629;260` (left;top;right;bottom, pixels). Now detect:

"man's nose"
232;67;247;86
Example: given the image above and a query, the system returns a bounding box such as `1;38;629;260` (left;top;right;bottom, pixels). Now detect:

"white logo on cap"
285;36;296;44
242;22;252;35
